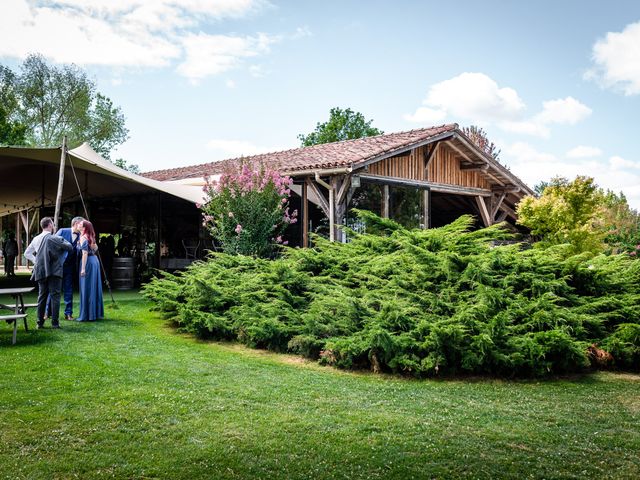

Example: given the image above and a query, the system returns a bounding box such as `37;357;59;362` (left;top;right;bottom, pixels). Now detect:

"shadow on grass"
0;327;66;348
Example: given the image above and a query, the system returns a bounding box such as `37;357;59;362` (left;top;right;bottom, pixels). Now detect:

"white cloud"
177;32;278;83
405;73;590;139
502;142;640;209
566;146;602;158
0;0;277;81
500;97;591;138
609;155;640;170
225;79;236;89
586;20;640;95
534;97;592;125
205;139;273;158
404;72;526;125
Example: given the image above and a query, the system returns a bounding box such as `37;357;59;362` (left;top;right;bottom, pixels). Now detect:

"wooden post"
302;181;308;248
53;136;67;231
475;196;491;227
423;189;431;229
333;176;350;243
155;194;162;269
382;185;390;218
15;213;21;268
329;177;338;242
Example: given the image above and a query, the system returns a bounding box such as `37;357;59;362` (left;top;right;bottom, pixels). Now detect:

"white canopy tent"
0;142;205;217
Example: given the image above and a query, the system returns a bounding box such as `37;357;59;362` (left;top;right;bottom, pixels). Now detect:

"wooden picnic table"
0;286;36;345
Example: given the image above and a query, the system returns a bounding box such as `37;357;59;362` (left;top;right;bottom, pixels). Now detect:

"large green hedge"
143;212;640;377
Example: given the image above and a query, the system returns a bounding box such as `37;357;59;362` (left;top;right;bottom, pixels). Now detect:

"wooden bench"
2;314;28;345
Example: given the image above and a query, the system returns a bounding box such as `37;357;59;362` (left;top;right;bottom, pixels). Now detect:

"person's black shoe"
51;324;62;329
36;323;44;329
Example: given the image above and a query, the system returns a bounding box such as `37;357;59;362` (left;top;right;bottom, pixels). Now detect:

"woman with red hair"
77;220;103;321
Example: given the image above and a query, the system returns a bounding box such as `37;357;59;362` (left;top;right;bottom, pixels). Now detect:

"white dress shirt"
24;230;52;264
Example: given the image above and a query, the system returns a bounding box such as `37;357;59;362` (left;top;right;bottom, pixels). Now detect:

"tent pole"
53;135;67;231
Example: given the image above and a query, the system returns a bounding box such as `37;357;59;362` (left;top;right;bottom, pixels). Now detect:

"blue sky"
2;0;640;207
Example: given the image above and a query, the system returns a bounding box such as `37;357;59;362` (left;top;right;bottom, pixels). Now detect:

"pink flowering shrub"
201;161;297;257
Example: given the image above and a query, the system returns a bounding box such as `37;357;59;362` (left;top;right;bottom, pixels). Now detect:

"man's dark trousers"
5;255;16;275
37;277;62;327
61;265;74;316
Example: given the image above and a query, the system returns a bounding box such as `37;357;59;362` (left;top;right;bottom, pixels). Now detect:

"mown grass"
1;288;639;479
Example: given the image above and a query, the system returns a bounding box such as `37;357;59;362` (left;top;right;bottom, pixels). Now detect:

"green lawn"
1;288;639;479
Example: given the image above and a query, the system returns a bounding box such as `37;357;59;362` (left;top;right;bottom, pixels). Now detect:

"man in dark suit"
55;216;85;320
30;217;72;329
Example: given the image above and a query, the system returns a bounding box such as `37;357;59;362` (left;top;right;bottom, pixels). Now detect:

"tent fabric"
0;143;205;217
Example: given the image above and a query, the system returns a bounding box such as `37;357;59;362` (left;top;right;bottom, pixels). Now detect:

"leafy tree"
517;176;640;255
461;125;501;160
601;191;640;256
298;107;383;146
200;161;297;257
1;54;128;159
114;158;141;174
0;66;26;146
0;105;27;146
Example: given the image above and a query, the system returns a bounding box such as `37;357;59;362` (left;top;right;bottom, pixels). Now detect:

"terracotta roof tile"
143;124;458;181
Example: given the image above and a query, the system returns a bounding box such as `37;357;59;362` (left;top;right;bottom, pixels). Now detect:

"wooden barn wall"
428;144;489;189
367;144;490;189
367;146;427;181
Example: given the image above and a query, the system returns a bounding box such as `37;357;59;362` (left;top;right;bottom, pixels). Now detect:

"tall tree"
461;125;501;160
0;66;27;146
298;107;383;146
0;105;27;146
2;54;129;159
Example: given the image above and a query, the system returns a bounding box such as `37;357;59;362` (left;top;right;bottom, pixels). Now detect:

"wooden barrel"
112;257;136;290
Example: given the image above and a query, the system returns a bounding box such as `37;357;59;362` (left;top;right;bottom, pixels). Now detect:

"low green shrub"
143;212;640;377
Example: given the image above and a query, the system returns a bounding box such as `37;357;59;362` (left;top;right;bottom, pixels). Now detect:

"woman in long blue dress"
77;220;104;322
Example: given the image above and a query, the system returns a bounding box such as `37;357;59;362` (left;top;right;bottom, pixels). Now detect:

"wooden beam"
475;196;492;227
444;140;478;164
485;171;506;186
336;174;351;206
305;178;330;218
497;202;517;220
19;211;28;234
492;186;520;193
446;138;506;186
29;210;39;230
495;211;508;223
302;181;308;248
491;193;507;220
424;141;440;167
460;164;488;172
358;174;492;197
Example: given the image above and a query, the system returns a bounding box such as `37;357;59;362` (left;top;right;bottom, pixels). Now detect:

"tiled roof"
143;124;458;181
